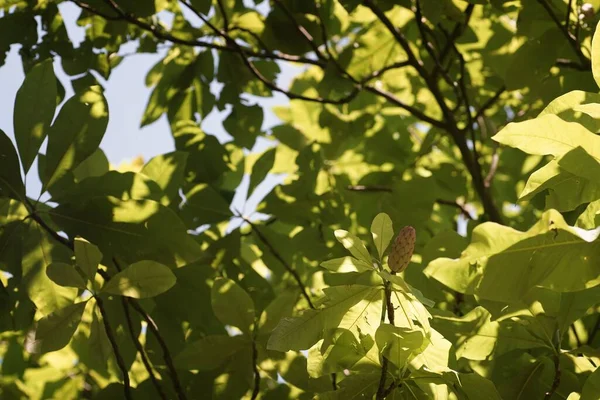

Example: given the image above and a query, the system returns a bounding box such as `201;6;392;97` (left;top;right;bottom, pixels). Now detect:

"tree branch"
111;259;189;400
215;0;229;31
239;215;315;310
71;0;325;66
95;297;133;400
473;86;506;121
537;0;591;68
121;296;167;399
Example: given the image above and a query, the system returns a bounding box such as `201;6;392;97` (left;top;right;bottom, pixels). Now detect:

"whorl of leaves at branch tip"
388;226;415;273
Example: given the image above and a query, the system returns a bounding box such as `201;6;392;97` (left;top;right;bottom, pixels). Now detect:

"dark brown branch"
436;199;475;220
364;86;447;129
111;259;189;400
484;147;499;188
555;58;590;70
95;297;133;400
111;259;167;399
566;0;574;28
544;352;561;399
431;4;475;81
345;185;476;219
273;0;324;58
250;334;260;400
71;0;121;20
537;0;591;68
588;315;600;344
215;0;229;31
76;0;323;66
240;215;315;310
473;86;506;121
121;296;167;399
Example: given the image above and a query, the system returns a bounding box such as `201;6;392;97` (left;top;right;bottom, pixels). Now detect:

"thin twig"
121;296;167;399
588;315;600;344
112;259;189;400
75;0;323;66
566;0;574;28
537;0;590;67
473;86;506;120
239;215;315;310
250;331;260;400
96;297;133;400
484;147;499;188
273;0;324;58
215;0;229;31
544;352;561;399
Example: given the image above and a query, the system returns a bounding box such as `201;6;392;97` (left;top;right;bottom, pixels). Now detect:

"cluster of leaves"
2;0;600;399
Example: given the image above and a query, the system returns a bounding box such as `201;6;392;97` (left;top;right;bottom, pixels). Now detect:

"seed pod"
388;226;416;273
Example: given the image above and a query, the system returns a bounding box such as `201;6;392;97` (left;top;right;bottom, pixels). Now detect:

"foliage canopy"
2;0;600;399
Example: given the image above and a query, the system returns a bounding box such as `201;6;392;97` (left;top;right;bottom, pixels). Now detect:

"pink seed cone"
388;226;416;273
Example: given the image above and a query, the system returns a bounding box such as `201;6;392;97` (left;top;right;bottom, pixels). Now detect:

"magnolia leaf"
333;230;372;264
44;86;109;191
46;262;87;290
581;366;600;400
211;277;256;334
593;19;600;89
493;114;600;161
174;335;248;370
375;324;425;368
370;212;394;260
247;147;276;199
268;285;383;352
0;129;25;201
425;210;600;303
140;151;188;206
101;260;176;298
74;237;102;280
14;59;57;173
25;301;87;354
320;256;374;273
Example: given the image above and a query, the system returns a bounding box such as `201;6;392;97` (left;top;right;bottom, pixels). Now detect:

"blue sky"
0;3;295;219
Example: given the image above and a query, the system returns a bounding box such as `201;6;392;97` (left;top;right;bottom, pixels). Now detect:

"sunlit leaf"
101;260;176;298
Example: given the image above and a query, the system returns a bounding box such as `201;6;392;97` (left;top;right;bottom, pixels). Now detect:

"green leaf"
247;147;276;199
140;151;188;206
425;210;600;303
493;114;600;161
101;260;176;298
49;197;203;267
174;335;248;370
180;183;233;227
320;256;374;273
0;129;25;201
581;366;600;400
370;212;394;260
267;285;383;352
74;237;102;281
593;20;600;89
25;301;87;354
375;324;425;368
431;307;549;361
46;262;87;289
258;292;298;335
211;277;256;334
333;230;372;264
13;59;57;173
43;86;109;190
222;103;263;149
